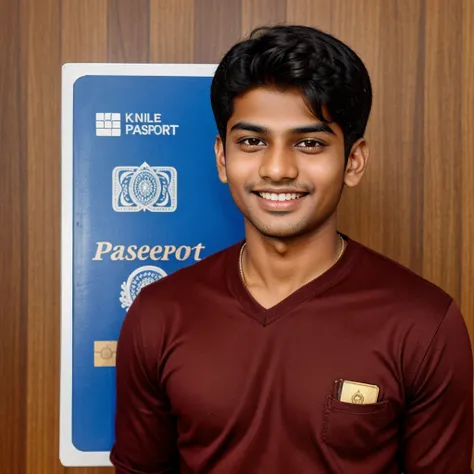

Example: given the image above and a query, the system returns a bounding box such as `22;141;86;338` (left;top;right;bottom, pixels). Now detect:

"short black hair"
210;25;372;158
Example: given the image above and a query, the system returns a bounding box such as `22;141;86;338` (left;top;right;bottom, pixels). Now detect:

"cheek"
306;158;345;189
225;154;256;184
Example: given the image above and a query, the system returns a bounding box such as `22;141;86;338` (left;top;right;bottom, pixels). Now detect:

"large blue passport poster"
60;64;244;466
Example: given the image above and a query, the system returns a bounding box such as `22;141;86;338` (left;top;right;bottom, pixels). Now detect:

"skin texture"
215;87;369;308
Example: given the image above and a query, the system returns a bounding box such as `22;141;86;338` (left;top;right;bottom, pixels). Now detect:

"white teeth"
258;192;303;201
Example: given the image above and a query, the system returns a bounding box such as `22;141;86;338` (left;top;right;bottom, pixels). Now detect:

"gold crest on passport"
336;379;380;404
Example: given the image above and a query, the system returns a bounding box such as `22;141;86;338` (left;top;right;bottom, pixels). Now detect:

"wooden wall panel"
108;0;149;63
340;0;425;272
423;0;463;301
462;0;474;341
23;0;61;472
331;0;385;254
61;0;108;63
1;0;473;472
286;0;332;31
195;0;241;63
397;0;426;274
241;0;287;35
378;0;425;271
149;0;195;62
0;1;26;473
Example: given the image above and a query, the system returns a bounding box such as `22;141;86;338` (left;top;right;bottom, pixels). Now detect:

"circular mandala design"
131;170;161;206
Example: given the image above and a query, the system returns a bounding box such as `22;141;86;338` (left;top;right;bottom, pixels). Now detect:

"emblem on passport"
112;162;177;212
334;379;380;405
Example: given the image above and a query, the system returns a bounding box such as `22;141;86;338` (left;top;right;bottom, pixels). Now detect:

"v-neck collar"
226;235;361;326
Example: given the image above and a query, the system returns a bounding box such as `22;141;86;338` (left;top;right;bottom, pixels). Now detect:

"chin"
244;208;332;240
250;221;313;240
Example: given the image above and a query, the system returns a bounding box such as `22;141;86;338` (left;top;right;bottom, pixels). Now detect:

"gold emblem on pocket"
339;380;380;404
351;390;365;404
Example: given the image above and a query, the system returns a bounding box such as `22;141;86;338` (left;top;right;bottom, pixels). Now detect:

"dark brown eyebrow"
291;124;335;135
229;121;336;136
230;122;268;134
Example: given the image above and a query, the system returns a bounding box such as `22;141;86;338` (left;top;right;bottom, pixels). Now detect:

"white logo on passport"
112;162;177;212
120;265;167;310
96;113;121;136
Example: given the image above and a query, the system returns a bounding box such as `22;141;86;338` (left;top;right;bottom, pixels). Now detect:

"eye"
296;139;324;149
238;137;266;147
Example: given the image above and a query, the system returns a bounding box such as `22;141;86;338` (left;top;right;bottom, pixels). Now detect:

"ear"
215;135;228;184
344;138;369;188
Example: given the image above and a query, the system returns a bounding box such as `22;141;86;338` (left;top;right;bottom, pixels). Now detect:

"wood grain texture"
194;0;242;63
461;0;474;341
108;0;149;62
377;0;424;270
407;0;427;275
0;1;473;472
332;0;385;254
286;0;331;31
241;0;287;36
0;0;26;472
422;0;463;301
149;0;195;62
61;0;108;63
24;0;62;471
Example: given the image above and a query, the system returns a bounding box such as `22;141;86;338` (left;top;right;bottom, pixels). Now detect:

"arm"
110;289;179;473
402;301;473;473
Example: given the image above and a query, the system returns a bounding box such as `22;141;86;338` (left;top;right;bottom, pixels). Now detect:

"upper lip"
253;189;308;194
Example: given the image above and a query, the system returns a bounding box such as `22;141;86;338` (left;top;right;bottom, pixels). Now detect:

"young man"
110;26;473;473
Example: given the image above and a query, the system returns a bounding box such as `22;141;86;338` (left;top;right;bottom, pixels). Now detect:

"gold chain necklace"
239;234;346;288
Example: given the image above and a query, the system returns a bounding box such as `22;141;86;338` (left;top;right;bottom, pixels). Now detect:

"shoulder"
351;239;453;315
129;241;240;315
346;239;456;352
348;240;467;391
118;242;240;345
146;241;238;292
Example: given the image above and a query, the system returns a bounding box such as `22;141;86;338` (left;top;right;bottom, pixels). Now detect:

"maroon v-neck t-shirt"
110;238;473;474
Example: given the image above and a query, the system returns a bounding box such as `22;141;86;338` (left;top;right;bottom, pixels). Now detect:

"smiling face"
215;87;368;240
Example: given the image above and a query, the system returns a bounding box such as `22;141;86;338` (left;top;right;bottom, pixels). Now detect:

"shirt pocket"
322;395;391;457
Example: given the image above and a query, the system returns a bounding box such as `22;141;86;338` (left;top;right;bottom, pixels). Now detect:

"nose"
258;145;298;182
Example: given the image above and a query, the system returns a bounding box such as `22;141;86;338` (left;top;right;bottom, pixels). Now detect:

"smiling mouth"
256;192;307;202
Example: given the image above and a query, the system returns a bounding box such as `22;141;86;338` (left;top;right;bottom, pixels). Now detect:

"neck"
241;218;344;297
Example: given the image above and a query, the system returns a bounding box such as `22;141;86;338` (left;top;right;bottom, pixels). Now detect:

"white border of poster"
60;63;217;467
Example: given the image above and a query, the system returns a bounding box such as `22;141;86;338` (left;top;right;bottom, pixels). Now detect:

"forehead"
229;87;323;129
